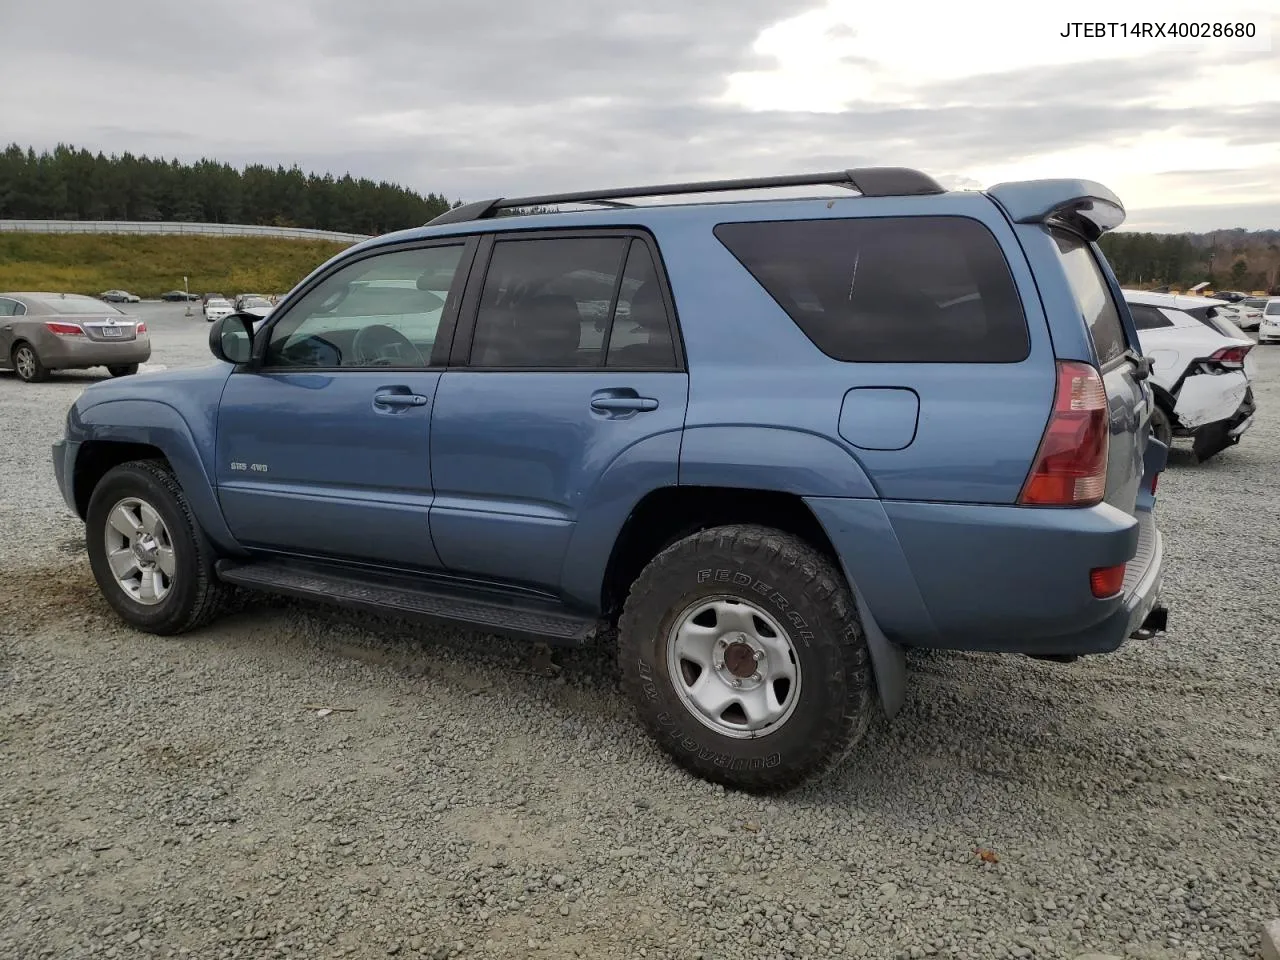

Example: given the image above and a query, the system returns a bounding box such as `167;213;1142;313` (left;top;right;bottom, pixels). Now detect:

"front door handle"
590;395;658;413
374;391;428;407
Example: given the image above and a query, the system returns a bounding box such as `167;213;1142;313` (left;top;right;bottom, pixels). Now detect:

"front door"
214;240;473;569
429;231;689;592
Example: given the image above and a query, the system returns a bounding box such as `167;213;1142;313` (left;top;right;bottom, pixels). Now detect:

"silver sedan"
0;292;152;383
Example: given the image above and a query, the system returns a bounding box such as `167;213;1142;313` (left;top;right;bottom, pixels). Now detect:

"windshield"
39;296;124;315
1265;301;1280;316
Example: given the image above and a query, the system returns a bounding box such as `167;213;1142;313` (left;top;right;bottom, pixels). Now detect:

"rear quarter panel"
653;193;1058;504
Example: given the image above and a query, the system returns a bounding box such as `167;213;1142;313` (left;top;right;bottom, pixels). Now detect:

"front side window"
469;236;630;368
1052;230;1128;365
714;215;1029;363
264;245;464;368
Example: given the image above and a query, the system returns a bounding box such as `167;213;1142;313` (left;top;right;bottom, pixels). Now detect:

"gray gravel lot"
2;303;1278;960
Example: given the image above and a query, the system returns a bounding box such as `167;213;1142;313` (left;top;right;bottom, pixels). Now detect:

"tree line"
0;144;459;236
1;143;1276;290
1098;227;1279;292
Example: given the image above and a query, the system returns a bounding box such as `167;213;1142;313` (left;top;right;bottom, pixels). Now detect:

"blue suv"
52;167;1168;791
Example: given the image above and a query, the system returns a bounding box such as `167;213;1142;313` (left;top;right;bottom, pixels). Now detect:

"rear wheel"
11;342;49;383
619;524;874;791
86;460;230;635
107;363;139;377
1150;405;1173;447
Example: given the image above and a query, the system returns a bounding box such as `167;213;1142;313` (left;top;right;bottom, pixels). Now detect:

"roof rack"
426;166;946;226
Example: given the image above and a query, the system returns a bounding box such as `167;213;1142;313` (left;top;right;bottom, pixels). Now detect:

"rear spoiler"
985;179;1125;241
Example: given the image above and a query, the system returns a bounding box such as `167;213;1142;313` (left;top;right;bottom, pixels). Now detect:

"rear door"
428;229;689;592
1050;229;1151;516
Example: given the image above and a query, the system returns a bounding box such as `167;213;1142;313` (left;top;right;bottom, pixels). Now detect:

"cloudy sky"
4;0;1277;232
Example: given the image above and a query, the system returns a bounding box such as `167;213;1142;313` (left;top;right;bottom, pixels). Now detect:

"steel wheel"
665;595;802;739
102;496;176;605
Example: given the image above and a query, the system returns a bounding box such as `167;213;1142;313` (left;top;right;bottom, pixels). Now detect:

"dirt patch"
0;560;107;634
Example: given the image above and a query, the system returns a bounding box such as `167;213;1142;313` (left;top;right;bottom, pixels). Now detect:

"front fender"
72;399;244;555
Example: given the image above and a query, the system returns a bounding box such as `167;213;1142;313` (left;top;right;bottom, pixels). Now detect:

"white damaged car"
1124;289;1257;462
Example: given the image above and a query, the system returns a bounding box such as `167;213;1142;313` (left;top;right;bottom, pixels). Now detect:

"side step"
215;559;603;645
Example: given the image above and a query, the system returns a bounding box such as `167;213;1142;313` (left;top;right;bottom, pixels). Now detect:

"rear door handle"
374;391;428;407
590;396;658;413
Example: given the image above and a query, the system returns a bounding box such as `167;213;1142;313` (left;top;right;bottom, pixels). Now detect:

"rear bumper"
41;336;151;369
805;461;1168;657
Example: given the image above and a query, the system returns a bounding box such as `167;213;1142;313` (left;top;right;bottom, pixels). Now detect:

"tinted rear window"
1051;230;1127;365
39;296;124;315
713;216;1029;363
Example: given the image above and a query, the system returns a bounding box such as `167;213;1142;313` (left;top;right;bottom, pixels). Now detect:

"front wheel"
85;460;230;635
619;524;874;791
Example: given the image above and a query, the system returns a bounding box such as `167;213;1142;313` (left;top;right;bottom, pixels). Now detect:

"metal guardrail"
0;219;370;243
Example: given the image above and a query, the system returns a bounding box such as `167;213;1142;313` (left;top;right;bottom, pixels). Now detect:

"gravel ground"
2;303;1278;960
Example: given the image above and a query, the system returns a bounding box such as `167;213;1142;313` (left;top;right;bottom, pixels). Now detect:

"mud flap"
852;584;907;719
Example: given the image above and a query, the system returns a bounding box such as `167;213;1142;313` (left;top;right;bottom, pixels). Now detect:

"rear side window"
1128;304;1174;330
713;216;1029;363
1051;230;1127;365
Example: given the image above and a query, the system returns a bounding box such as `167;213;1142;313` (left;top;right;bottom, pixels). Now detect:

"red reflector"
136;323;147;333
1090;564;1126;598
45;322;84;336
1018;360;1110;507
1151;472;1159;494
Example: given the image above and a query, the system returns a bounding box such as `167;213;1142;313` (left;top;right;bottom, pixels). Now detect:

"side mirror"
208;313;257;365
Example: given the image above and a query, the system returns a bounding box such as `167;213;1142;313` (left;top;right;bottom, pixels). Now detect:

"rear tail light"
136;323;147;333
1207;345;1251;367
1090;563;1126;598
45;322;84;336
1018;360;1109;507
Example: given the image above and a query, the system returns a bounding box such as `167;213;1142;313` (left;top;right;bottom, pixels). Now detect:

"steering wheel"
351;323;426;367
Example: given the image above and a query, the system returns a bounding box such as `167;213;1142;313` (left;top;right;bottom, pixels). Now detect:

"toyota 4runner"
52;167;1169;791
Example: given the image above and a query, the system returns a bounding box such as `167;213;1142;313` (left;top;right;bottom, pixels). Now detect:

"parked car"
1223;296;1268;331
1211;290;1248;303
203;297;234;322
1124;289;1256;461
0;292;150;382
234;295;274;319
1258;298;1280;344
51;168;1168;791
99;289;141;303
161;290;199;302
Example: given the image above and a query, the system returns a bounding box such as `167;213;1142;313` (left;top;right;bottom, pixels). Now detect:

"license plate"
102;326;123;337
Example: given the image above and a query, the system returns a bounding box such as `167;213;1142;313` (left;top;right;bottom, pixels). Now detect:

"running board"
215;559;603;645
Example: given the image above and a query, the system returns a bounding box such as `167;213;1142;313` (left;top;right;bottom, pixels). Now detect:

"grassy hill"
0;233;352;298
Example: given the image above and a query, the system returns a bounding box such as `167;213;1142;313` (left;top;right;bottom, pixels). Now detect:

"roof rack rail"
426;166;945;226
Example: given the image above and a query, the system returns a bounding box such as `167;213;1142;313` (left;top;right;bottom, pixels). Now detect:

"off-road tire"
11;342;49;382
618;524;874;792
86;459;230;635
107;363;139;377
1150;404;1173;448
